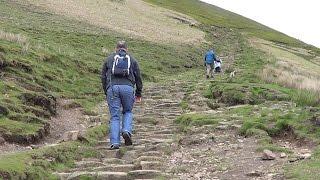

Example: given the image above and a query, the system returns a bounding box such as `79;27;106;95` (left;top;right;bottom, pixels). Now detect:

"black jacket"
101;52;143;97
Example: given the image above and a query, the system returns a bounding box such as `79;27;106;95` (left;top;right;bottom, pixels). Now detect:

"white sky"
201;0;320;48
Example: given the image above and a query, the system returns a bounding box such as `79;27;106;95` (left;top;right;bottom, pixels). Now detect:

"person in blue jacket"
204;49;218;79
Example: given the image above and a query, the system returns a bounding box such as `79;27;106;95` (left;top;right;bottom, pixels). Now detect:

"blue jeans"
107;85;135;145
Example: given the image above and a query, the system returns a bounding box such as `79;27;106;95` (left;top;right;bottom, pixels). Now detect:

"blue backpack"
112;50;131;77
205;50;215;64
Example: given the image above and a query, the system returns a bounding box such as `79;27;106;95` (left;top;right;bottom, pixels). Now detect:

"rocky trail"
54;82;184;179
0;77;314;179
51;79;313;180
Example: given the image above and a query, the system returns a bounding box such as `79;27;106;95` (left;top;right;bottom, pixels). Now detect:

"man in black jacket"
101;41;143;149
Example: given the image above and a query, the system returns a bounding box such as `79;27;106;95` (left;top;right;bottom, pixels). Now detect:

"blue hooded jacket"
204;50;217;64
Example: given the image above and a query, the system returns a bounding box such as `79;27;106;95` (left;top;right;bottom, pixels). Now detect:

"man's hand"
135;96;142;103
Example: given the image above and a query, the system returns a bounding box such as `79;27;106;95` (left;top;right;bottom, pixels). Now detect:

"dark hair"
116;40;128;50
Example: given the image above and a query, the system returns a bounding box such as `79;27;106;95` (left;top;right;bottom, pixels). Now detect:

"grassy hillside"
0;0;203;144
25;0;205;44
0;0;320;179
144;0;320;52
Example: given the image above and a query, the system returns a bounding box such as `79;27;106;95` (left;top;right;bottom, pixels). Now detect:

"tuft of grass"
179;100;190;110
0;30;27;45
175;113;219;127
290;90;320;107
0;117;43;135
0;125;107;179
236;103;320;142
206;82;290;106
286;147;320;179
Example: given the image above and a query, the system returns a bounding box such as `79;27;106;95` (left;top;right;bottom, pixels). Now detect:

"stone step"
140;151;162;157
132;145;146;151
135;127;174;133
134;131;174;136
52;172;71;180
135;136;173;142
99;149;122;158
102;158;127;164
137;113;162;118
79;157;102;162
134;132;150;136
134;139;152;145
67;171;128;180
165;116;179;120
161;112;181;116
152;129;174;134
136;156;162;162
155;103;180;108
96;172;128;180
75;161;105;169
134;124;158;129
68;164;134;174
97;140;110;146
121;150;139;162
133;138;173;146
143;134;174;139
127;170;163;179
149;138;174;144
92;164;135;172
144;143;170;152
140;161;162;170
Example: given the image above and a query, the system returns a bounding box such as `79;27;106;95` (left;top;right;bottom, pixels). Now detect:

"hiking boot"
110;144;120;150
122;132;133;146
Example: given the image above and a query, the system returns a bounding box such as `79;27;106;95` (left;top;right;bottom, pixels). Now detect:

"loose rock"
246;170;263;177
298;153;312;160
61;130;85;142
0;136;6;145
262;149;276;160
280;153;287;158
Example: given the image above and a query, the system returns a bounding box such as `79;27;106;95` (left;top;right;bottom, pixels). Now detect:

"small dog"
229;71;236;78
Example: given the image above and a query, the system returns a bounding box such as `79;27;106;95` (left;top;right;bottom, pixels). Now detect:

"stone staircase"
54;83;184;180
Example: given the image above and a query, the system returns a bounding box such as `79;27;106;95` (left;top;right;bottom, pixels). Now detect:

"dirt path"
52;80;313;179
0;99;99;154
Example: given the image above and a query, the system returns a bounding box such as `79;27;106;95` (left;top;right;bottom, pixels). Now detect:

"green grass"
175;113;219;127
0;125;107;179
291;90;320;107
205;82;290;105
0;117;43;135
229;103;320;142
286;147;320;179
256;143;292;154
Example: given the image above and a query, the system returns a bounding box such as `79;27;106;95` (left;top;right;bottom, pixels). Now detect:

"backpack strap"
112;55;120;75
126;55;131;73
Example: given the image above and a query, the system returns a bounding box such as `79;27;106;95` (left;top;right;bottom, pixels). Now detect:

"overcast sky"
201;0;320;48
